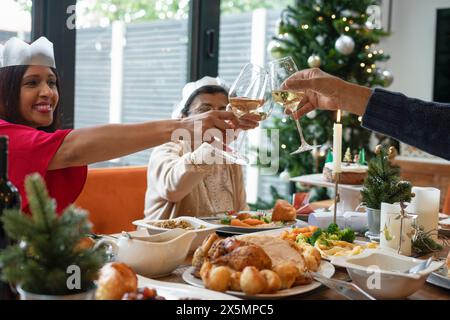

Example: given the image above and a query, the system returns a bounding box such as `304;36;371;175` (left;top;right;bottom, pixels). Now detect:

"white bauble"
306;110;317;119
315;35;325;45
381;69;394;87
335;35;355;55
280;169;291;182
267;39;284;59
307;54;321;68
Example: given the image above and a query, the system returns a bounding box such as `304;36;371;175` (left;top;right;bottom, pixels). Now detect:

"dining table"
137;239;450;300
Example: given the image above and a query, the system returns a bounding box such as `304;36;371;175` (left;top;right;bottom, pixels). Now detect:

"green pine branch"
0;173;107;295
361;147;412;209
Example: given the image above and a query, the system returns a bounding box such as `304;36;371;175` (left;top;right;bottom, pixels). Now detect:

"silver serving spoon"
405;257;433;274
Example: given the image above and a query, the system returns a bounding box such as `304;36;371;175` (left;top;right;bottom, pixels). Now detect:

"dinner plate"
201;212;306;235
181;262;335;299
242;227;379;262
426;267;450;290
137;275;241;300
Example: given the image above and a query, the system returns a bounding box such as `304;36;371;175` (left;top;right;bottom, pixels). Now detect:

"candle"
332;110;342;173
408;187;440;240
380;202;413;256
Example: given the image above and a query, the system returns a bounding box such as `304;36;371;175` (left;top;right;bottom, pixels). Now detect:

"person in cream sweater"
144;77;255;220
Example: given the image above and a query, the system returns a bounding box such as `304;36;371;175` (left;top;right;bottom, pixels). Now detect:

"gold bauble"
374;144;382;155
388;146;398;159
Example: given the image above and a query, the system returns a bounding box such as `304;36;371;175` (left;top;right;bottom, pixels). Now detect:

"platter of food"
184;232;335;299
201;200;299;235
182;262;335;299
254;223;379;261
426;252;450;290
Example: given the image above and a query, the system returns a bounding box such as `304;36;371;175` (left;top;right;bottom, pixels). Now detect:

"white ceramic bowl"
331;250;444;299
95;229;196;278
133;216;220;253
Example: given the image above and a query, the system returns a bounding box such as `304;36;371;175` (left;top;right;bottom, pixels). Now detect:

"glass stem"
294;119;307;146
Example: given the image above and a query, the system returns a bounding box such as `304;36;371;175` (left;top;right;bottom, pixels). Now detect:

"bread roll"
272;199;296;222
95;262;138;300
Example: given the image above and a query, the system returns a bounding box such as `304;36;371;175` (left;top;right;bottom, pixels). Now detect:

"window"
74;0;190;166
0;0;31;43
218;1;292;203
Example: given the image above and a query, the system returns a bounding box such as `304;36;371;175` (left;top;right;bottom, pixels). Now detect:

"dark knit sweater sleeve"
362;88;450;160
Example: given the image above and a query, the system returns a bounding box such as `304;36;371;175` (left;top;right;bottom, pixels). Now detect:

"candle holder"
395;201;414;255
333;172;340;224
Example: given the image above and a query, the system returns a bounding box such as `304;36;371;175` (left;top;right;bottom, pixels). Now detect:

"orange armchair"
74;166;147;234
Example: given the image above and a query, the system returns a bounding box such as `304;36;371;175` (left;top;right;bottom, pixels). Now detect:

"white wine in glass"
229;97;267;119
219;63;271;165
269;57;320;154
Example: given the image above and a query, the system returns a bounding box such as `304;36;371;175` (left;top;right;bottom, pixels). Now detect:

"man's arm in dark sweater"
362;88;450;160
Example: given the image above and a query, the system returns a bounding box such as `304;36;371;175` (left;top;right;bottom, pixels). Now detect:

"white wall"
380;0;450;101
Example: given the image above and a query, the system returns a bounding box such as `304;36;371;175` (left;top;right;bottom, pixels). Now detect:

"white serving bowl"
331;250;444;299
133;216;220;252
95;229;196;278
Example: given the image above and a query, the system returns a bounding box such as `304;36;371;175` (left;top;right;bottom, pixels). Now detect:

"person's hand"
281;68;372;119
181;110;238;143
237;113;260;130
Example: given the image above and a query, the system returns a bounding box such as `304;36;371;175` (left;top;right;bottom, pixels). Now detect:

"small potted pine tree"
0;173;107;300
361;146;413;239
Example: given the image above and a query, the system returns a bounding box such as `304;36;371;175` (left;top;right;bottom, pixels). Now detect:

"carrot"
302;232;313;238
308;225;319;233
294;227;311;234
231;219;251;227
242;218;265;226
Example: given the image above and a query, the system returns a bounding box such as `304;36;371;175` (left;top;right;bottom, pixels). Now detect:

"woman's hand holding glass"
213;63;272;164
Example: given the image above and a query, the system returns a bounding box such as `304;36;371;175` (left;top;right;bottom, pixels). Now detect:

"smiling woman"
19;66;59;128
0;65;61;132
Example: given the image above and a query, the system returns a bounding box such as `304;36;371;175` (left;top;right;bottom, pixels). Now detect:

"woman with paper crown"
0;37;258;213
144;76;252;220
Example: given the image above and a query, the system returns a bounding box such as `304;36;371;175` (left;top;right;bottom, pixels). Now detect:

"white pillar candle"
408;187;440;240
380;202;413;256
332;121;342;173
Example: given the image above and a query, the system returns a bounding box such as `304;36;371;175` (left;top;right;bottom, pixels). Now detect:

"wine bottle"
0;136;21;300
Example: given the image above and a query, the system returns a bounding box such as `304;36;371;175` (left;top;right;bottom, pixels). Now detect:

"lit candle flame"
337;109;341;123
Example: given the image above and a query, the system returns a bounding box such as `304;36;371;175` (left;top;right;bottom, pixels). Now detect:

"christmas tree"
265;0;394;196
0;174;107;295
361;146;413;210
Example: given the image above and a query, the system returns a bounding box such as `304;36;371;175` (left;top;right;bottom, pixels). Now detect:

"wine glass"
219;63;272;165
268;56;320;154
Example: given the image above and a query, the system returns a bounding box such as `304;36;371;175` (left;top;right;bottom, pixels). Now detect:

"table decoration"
0;173;107;300
380;202;414;256
361;145;413;240
408;187;440;240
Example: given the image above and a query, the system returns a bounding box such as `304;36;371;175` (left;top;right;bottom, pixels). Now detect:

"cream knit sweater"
144;141;248;220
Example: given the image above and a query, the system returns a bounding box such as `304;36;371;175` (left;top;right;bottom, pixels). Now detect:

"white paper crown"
172;76;227;119
0;36;55;69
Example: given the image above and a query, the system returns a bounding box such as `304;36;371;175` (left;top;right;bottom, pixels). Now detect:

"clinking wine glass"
269;56;320;154
219;63;272;165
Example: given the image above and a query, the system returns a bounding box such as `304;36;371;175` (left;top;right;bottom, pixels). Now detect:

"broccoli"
316;235;330;247
308;229;323;246
339;228;356;243
296;233;308;244
220;217;231;225
327;233;340;241
327;223;340;235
